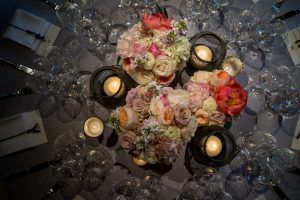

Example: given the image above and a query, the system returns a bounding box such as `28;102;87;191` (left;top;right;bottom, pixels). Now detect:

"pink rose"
174;104;192;126
126;88;141;105
148;43;162;58
120;131;136;150
141;90;153;102
132;98;147;114
133;42;147;54
142;13;173;31
209;111;226;126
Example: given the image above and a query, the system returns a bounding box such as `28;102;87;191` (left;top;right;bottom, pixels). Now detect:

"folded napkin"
2;9;61;56
282;27;300;65
0;110;47;157
291;115;300;151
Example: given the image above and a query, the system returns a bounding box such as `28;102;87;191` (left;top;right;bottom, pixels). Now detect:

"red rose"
214;78;248;116
142;13;173;30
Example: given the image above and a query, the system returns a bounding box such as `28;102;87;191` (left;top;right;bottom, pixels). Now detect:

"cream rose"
168;89;190;108
152;55;176;77
131;68;155;85
149;96;164;116
191;71;212;83
142;52;155;70
202;96;218;112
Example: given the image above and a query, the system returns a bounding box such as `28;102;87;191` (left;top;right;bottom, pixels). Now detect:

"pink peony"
185;81;211;98
214;78;248;116
142;13;173;31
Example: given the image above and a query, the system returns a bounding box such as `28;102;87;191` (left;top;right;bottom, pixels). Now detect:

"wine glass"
55;2;82;31
36;94;58;118
180;179;206;199
135;174;164;200
258;65;291;93
82;145;113;191
256;108;280;133
265;87;300;117
62;97;83;119
255;19;287;52
231;10;259;45
243;131;278;157
106;176;138;200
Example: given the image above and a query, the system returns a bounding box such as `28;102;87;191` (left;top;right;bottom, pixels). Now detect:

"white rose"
191;71;213;83
142;52;155;70
131;68;155;85
149;96;164;116
152;55;176;77
168;89;190;108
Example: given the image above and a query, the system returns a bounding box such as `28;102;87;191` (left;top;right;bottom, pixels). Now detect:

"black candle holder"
185;126;238;173
90;66;137;109
185;31;227;76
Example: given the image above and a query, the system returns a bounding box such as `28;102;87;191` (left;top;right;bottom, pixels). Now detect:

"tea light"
205;135;223;157
103;76;123;97
84;117;104;137
132;157;147;166
195;45;213;62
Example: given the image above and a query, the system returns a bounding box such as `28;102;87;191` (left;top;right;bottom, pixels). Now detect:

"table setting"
0;0;300;200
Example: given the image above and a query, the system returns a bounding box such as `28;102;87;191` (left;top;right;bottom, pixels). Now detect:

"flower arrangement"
185;70;248;126
117;13;191;86
109;82;198;164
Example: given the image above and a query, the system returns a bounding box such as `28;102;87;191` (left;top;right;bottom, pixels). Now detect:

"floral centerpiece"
109;82;198;164
185;70;248;126
117;13;191;86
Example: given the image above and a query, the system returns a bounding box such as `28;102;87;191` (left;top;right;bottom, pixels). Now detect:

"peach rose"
210;70;230;87
119;107;138;130
157;107;174;125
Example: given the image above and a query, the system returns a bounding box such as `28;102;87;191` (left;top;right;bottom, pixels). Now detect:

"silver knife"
0;57;45;76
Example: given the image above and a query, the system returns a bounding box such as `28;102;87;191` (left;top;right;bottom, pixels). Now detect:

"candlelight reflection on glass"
190;44;213;69
204;135;223;157
84;117;104;137
103;76;125;98
132;157;147;166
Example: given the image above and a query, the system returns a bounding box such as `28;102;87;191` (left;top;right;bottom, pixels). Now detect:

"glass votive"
83;117;104;137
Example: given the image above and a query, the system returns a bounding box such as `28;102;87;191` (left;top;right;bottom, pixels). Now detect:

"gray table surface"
0;0;300;199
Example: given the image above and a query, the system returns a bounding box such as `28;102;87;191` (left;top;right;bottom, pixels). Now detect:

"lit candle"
103;76;122;96
195;45;213;62
83;117;104;137
205;135;223;157
132;157;147;166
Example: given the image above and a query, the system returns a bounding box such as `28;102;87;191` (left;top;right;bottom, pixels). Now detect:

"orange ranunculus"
142;13;173;30
214;78;248;116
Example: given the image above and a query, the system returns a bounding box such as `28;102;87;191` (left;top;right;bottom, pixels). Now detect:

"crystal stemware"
36;94;58;118
106;176;138;200
55;2;82;31
258;65;291;93
82;145;113;191
265;87;300;117
135;174;164;200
